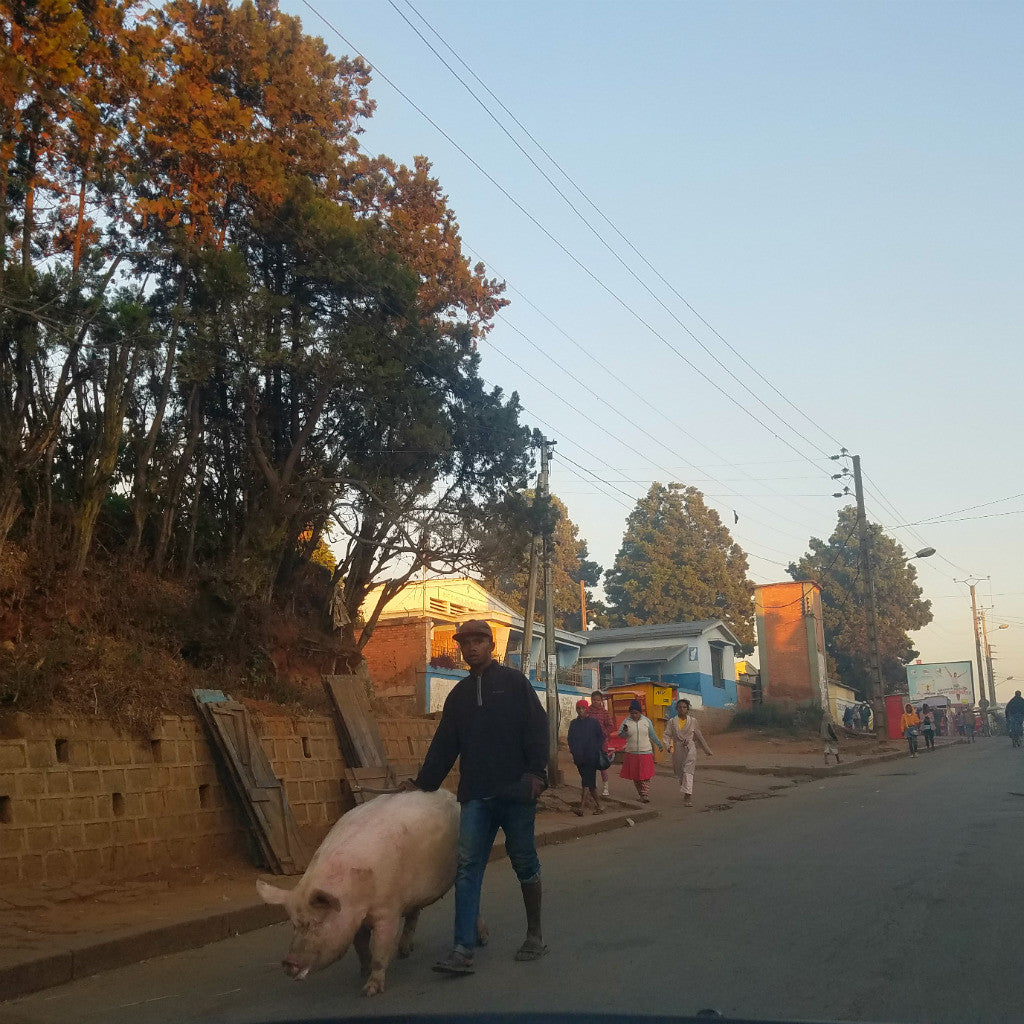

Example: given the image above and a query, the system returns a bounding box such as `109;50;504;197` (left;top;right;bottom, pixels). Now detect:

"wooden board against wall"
323;675;388;768
193;693;308;875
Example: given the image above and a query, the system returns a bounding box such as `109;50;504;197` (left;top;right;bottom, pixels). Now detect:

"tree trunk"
184;449;207;576
70;342;141;576
71;490;104;574
153;387;202;574
130;274;185;561
0;482;22;559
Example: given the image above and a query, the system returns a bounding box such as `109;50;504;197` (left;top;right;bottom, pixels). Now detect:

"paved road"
4;741;1022;1024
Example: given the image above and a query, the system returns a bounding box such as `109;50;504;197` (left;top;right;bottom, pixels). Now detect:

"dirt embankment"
0;545;350;734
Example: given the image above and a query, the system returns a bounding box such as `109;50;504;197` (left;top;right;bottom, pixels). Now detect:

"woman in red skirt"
617;699;663;803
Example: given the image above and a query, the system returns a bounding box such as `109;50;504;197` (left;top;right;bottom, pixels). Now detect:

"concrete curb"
0;901;286;1003
693;738;967;780
1;809;657;1003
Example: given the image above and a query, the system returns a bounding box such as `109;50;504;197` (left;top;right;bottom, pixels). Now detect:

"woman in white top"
617;699;663;803
663;698;712;806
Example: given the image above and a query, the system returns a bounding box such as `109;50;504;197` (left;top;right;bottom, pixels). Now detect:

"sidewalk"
0;772;655;1002
0;732;966;1002
689;728;965;778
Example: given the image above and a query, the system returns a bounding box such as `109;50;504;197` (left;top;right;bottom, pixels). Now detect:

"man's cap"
453;619;494;642
576;699;590;711
628;699;642;712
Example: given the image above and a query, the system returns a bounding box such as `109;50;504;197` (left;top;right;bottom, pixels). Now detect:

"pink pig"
257;788;467;996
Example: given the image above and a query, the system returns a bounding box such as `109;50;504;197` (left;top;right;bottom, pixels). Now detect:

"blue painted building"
578;620;740;709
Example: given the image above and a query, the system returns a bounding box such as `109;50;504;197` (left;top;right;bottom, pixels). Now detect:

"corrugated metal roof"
611;644;689;665
579;619;740;647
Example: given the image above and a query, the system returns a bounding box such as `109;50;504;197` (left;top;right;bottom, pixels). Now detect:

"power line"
398;0;849;457
489;340;819;548
384;1;1006;592
895;508;1024;526
859;473;972;577
463;238;833;524
491;314;831;529
299;0;838;482
386;0;845;466
888;492;1024;528
517;405;796;571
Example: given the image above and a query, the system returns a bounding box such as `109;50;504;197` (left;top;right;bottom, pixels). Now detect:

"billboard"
906;662;975;705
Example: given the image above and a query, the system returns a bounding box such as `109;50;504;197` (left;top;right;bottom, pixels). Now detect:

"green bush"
729;701;824;733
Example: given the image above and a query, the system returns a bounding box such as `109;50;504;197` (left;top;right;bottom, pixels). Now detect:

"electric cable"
386;0;843;465
461;236;834;523
491;314;831;533
298;0;839;482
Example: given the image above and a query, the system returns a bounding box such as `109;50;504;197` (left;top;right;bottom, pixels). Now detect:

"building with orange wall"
358;578;590;725
754;581;830;707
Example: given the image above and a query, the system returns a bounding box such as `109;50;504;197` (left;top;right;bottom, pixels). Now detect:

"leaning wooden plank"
192;693;277;871
193;692;309;874
324;674;388;768
208;701;308;874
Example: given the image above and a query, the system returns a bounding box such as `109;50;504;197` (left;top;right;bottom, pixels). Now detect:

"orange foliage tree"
1;0;532;642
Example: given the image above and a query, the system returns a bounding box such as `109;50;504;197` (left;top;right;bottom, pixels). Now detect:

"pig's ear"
308;889;342;916
256;878;291;906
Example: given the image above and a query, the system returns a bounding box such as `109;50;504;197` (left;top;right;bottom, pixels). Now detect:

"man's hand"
397;779;420;793
523;774;545;801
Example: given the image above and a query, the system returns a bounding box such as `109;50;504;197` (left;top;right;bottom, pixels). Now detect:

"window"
626;662;661;683
710;645;725;688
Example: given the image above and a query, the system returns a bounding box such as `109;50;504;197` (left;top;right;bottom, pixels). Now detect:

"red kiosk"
885;693;909;740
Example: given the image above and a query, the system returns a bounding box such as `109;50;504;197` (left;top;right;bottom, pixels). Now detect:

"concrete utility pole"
980;609;997;707
968;582;985;707
539;439;560;785
851;455;886;739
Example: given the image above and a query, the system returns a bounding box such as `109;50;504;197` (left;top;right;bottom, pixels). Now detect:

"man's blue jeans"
453;798;541;952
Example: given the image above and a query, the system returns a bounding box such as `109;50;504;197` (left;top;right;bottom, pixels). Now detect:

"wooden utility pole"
851;455;886;739
579;580;588;631
539;439;560;785
521;535;539;680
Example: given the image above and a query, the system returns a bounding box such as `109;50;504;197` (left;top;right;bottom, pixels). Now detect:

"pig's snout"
282;956;310;980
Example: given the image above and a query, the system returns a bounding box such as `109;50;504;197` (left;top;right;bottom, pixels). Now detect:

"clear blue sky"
285;0;1024;696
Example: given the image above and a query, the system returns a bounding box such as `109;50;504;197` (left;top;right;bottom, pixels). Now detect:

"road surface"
4;740;1021;1024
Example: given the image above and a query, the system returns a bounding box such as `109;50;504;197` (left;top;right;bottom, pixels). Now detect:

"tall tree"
604;483;754;649
788;505;933;695
479;493;603;632
0;0;534;656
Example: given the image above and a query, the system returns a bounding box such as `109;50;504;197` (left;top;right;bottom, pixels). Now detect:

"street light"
909;547;936;560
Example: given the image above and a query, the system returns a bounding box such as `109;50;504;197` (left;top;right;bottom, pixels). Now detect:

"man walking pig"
402;618;549;974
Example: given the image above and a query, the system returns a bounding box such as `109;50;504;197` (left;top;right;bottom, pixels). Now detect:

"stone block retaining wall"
0;708;348;888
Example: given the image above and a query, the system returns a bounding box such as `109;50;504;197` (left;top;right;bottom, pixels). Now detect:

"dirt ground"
707;725;904;767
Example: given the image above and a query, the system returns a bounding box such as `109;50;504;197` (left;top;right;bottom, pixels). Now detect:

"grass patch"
729;701;824;734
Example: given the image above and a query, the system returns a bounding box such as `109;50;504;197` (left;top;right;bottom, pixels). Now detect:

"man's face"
457;633;494;671
577;705;589;717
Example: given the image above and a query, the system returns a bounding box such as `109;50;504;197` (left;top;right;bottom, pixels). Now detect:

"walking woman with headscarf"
617;699;663;803
663;699;713;806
